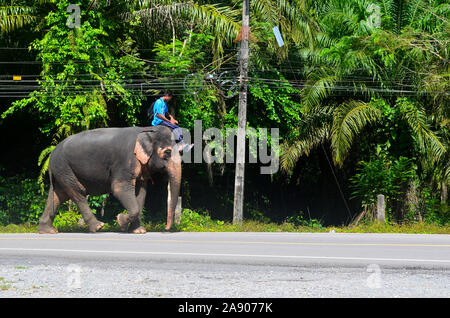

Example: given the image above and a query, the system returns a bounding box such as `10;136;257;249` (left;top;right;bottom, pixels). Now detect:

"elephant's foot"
130;226;146;234
164;220;173;232
117;214;129;232
38;224;58;234
128;220;146;234
88;221;105;233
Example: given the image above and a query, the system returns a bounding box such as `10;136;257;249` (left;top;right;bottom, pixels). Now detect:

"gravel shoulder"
1;256;449;298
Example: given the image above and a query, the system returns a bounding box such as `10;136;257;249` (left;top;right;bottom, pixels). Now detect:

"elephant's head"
134;126;181;230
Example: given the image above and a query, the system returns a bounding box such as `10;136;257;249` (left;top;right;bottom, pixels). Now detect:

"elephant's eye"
164;149;172;159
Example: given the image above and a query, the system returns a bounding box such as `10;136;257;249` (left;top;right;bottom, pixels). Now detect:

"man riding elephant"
150;90;193;153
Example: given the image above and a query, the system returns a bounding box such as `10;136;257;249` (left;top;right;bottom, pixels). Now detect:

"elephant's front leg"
129;181;147;234
113;181;146;234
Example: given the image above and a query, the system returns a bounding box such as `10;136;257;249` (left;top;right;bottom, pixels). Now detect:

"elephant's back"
67;127;139;145
57;127;139;154
49;127;141;182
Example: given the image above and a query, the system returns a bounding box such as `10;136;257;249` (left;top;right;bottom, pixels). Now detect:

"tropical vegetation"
0;0;448;230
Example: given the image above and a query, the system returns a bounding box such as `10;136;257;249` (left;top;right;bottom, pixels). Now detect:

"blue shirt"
151;97;168;126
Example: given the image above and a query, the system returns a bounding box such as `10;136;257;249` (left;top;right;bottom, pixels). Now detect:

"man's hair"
164;90;174;97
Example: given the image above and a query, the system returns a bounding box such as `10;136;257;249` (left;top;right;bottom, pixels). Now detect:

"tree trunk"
405;180;420;221
441;182;448;204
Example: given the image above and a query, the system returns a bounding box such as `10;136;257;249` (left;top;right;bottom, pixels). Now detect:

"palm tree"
281;0;448;171
117;0;317;68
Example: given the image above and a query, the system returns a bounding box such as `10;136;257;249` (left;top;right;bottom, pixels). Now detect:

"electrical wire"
0;59;447;98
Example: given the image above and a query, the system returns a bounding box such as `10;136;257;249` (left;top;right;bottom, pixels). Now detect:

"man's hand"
157;113;177;125
169;115;178;125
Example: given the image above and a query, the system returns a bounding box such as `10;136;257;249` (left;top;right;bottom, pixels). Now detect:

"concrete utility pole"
233;0;250;224
377;194;386;223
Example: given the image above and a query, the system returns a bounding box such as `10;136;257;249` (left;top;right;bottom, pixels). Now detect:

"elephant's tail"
49;168;54;217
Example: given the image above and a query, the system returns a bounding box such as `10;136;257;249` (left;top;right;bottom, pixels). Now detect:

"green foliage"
396;97;446;163
340;221;450;234
88;194;108;211
421;188;449;225
153;32;215;78
52;210;117;232
0;0;38;34
2;0;146;135
350;155;416;219
176;209;224;231
285;211;324;229
248;70;302;131
0;223;38;233
152;31;224;130
2;0;147;200
0;210;448;234
53;210;84;232
281;0;448;173
247;207;270;223
331;100;382;166
0;0;448;229
37;145;55;194
0;174;45;225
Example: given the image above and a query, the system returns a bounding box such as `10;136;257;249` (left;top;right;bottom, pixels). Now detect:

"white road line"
1;236;449;247
0;247;449;264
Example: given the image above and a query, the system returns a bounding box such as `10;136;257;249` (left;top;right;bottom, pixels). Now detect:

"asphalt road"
0;232;449;297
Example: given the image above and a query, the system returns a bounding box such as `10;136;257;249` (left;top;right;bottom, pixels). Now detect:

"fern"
36;124;72;194
37;146;55;194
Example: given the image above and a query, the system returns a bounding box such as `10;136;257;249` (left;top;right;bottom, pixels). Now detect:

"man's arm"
154;99;178;124
153;100;175;124
168;113;178;125
156;113;178;125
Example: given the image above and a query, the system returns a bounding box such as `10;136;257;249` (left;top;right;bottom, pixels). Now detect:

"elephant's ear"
134;130;155;165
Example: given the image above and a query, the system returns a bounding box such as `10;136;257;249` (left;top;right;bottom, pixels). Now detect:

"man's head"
162;90;174;102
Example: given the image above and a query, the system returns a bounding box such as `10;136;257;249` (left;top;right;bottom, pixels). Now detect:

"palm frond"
281;126;329;172
0;4;36;33
124;1;240;53
331;100;382;166
301;74;339;111
280;106;333;172
397;98;446;162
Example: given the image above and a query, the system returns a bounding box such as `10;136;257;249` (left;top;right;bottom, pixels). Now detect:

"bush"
176;209;224;231
285;211;324;229
0;174;46;225
350;155;416;222
53;210;84;232
421;188;449;225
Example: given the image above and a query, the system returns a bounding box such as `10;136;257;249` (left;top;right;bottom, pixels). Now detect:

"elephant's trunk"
166;155;182;230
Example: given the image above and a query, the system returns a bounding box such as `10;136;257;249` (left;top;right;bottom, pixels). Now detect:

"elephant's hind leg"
72;194;105;232
56;171;104;233
38;185;68;234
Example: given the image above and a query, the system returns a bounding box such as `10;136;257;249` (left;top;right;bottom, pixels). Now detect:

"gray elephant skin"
38;125;181;234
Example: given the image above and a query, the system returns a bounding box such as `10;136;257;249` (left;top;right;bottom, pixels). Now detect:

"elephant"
38;125;181;234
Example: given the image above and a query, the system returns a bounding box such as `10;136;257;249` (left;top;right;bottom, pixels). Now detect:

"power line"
0;84;447;95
